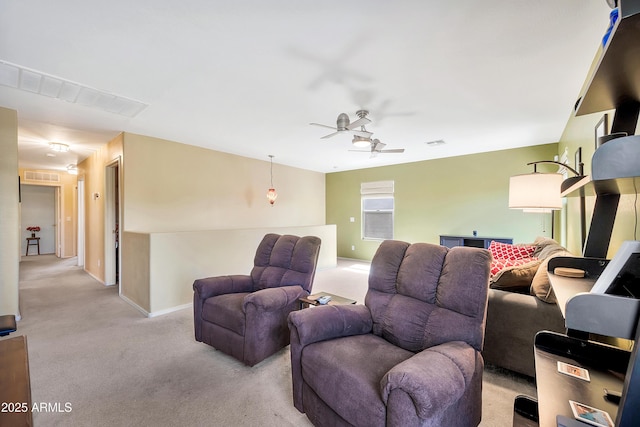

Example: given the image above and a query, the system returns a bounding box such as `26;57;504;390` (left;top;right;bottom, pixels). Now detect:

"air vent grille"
24;171;60;183
0;60;147;117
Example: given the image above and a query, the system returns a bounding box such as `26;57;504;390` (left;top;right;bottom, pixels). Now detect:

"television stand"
439;235;512;249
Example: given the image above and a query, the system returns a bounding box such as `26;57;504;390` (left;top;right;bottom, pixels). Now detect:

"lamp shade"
267;188;277;205
509;173;563;211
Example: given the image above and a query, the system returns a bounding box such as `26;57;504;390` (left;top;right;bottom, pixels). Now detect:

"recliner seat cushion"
301;334;413;426
201;293;249;335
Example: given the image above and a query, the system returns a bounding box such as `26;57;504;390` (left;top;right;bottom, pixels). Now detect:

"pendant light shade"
267;188;277;205
267;155;277;206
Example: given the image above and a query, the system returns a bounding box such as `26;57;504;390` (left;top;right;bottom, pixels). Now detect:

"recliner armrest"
288;304;372;346
192;275;253;300
381;341;477;420
243;286;306;312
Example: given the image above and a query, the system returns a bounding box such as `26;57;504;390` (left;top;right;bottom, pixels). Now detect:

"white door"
21;185;56;255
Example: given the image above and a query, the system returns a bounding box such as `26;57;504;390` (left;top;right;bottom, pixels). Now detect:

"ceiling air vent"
24;170;60;183
425;139;446;146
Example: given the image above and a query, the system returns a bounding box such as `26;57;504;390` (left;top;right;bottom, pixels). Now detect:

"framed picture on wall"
595;114;609;149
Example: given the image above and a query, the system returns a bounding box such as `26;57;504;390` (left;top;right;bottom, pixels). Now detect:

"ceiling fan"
310;110;373;139
349;138;405;158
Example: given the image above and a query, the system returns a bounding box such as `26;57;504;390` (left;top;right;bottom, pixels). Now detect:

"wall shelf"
562;175;640;198
575;0;640;137
561;134;640;258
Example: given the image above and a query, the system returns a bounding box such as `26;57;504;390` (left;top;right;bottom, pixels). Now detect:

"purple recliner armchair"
193;233;321;366
288;240;491;426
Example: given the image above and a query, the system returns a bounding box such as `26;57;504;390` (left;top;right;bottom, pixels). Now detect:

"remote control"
317;295;332;305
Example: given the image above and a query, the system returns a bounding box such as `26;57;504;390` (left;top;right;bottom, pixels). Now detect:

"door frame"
77;178;85;267
104;157;122;288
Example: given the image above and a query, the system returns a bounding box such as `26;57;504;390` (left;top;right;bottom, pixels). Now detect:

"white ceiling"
1;1;612;174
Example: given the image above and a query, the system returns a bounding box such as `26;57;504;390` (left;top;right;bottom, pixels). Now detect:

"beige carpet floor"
6;255;536;426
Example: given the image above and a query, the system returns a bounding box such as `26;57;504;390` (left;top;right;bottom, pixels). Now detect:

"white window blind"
360;181;394;196
361;181;394;240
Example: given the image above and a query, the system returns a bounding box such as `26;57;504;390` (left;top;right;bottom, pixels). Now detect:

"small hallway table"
25;237;40;256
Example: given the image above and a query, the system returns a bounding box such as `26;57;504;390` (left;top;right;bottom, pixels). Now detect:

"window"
361;181;394;240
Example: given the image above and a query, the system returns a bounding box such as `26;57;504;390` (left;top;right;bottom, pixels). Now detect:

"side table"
25;237;40;256
299;292;356;309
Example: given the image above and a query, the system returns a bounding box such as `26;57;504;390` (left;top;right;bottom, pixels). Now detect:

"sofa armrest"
288;304;373;346
193;275;254;342
483;288;566;377
243;286;306;312
193;275;253;301
381;341;478;420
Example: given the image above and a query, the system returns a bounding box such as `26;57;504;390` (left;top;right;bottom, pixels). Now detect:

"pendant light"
267;155;277;206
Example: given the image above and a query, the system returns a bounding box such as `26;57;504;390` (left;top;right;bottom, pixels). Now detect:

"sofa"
482;237;571;378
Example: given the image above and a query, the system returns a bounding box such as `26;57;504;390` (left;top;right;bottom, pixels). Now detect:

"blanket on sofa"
488;237;572;303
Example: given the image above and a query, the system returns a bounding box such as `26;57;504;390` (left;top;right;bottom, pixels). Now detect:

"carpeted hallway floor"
6;255;536;426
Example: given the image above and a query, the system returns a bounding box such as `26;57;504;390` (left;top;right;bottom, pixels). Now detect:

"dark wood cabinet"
439;235;512;249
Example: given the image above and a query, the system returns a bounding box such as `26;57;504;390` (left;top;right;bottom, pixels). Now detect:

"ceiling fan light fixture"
352;135;371;148
49;142;70;152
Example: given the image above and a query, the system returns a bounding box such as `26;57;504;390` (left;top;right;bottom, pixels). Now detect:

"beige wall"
122;225;336;316
0;107;20;317
327;144;560;260
122;133;325;232
18;168;78;258
80;132;327;288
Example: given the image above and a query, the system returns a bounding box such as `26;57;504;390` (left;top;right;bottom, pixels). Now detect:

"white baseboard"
118;294;192;318
148;303;192;318
85;270;105;285
119;294;150;317
337;256;371;263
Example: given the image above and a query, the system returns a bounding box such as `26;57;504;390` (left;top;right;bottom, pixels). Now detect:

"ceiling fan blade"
348;149;370;152
347;117;371;129
380;149;405;153
320;131;341;139
352;129;373;138
310;123;337;130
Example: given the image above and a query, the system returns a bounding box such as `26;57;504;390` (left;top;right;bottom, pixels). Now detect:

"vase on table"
31;233;35;238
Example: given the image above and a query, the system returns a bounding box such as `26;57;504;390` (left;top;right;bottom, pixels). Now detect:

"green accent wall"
327;143;560;260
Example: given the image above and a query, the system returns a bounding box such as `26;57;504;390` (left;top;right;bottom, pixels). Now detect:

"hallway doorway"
20;185;58;256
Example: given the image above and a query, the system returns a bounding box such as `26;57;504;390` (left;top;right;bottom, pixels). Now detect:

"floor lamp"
509;161;585;242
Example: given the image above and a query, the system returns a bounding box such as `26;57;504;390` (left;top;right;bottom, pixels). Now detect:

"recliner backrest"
365;240;491;353
251;233;321;293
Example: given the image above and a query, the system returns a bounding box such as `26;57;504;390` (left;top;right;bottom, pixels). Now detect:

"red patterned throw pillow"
488;241;536;261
